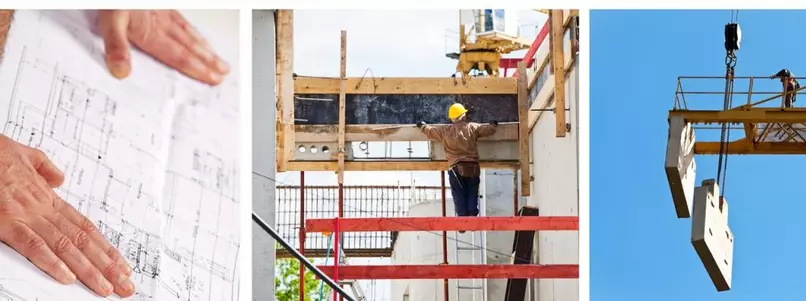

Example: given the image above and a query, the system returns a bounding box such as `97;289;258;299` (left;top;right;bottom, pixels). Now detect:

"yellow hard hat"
448;103;468;120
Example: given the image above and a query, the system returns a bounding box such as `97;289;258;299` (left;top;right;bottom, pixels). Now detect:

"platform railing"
674;76;806;110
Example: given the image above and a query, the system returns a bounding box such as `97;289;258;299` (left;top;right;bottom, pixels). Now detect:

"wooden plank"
669;109;806;123
276;10;294;172
286;160;519;171
550;10;567;138
517;62;531;197
305;216;578;232
695;141;806;155
316;264;579;280
294;77;517;94
337;30;347;184
295;123;519;142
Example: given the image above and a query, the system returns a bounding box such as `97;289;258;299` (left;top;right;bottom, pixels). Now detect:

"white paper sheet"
0;10;239;301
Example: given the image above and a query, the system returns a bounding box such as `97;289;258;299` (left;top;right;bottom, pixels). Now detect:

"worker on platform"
771;68;800;108
417;103;498;232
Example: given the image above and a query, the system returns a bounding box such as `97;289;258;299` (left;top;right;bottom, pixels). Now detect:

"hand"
0;136;134;298
416;121;426;128
98;10;230;85
490;120;498;126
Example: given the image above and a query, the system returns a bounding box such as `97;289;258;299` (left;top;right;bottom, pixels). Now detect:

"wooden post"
549;10;567;138
338;31;347;184
517;62;531;196
276;10;295;171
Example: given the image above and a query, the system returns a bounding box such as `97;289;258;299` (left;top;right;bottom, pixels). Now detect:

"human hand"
0;136;134;298
98;10;230;86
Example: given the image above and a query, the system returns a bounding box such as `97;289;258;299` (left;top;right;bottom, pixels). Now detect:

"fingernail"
209;73;223;84
120;263;132;275
194;45;215;62
100;277;113;294
60;262;76;283
118;274;134;292
109;61;130;79
216;60;230;74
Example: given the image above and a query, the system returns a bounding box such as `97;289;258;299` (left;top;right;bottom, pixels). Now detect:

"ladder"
336;245;367;301
453;194;488;301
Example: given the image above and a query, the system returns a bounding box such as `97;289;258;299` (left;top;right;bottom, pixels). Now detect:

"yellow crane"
448;9;534;83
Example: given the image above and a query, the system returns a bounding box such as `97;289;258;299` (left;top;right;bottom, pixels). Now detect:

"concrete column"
252;10;277;301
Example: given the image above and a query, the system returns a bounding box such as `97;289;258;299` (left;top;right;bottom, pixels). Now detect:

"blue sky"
591;10;806;300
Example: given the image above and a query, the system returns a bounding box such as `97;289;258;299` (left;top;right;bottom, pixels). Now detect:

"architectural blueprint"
0;10;240;301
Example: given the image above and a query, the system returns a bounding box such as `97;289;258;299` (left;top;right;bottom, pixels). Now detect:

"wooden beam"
550;10;566;138
669;109;806;123
695;141;806;155
337;30;347;184
295;123;519;142
317;264;579;280
285;160;519;171
517;62;531;197
294;77;517;94
276;10;294;172
306;216;578;232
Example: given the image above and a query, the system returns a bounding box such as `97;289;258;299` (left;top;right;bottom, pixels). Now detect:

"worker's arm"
417;121;444;141
475;121;498;138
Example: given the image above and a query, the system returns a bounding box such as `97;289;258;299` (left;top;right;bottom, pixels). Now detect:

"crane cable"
716;10;740;197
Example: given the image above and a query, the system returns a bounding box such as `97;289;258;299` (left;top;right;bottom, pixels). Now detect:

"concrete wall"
528;59;579;301
252;10;276;301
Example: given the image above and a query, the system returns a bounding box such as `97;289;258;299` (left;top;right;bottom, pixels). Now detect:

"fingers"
22;146;64;188
1;220;76;284
47;212;134;297
27;216;114;297
98;10;132;79
147;35;225;85
166;21;229;75
58;199;133;279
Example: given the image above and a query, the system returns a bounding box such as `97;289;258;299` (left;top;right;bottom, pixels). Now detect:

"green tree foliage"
275;258;331;301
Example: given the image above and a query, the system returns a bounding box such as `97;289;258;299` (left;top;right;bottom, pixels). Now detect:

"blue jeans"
448;168;481;217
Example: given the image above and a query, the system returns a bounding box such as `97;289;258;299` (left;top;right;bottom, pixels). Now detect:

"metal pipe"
677;91;804;95
440;171;449;301
333;217;340;301
251;213;356;301
299;171;306;301
513;171;519;216
679;75;806;79
337;184;345;301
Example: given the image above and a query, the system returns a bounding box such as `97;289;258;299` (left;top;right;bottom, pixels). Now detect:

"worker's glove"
490;120;498;126
416;121;426;128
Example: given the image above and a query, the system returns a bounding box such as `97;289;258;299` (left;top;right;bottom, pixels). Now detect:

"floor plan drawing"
0;10;240;301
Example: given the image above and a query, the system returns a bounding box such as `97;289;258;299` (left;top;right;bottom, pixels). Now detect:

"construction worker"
771;68;800;108
417;103;498;232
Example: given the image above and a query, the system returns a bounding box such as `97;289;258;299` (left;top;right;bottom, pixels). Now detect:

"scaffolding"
273;9;580;301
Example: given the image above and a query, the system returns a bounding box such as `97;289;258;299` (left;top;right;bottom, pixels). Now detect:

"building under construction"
257;9;581;301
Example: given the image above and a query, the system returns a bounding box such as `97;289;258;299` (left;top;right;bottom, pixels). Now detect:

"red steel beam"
317;264;579;280
306;216;578;232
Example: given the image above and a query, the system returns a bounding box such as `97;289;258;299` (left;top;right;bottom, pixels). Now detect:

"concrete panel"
691;179;733;291
431;141;519;161
528;63;578;301
252;10;276;301
665;115;697;218
482;169;518;301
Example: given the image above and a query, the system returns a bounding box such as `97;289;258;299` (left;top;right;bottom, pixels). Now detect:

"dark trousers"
448;167;481;217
